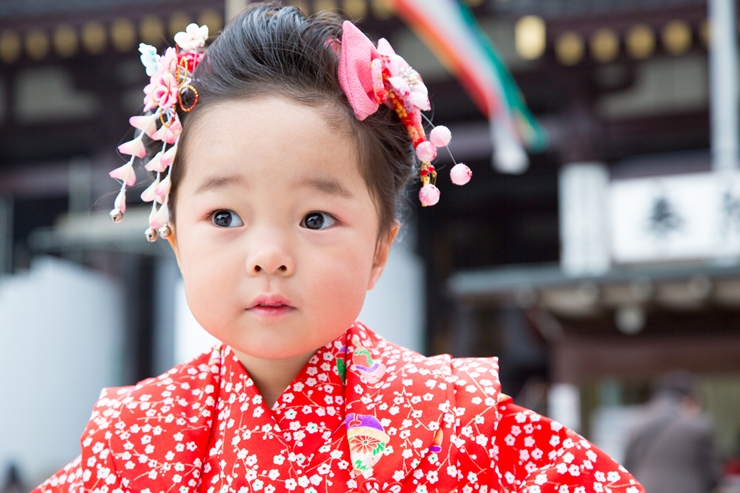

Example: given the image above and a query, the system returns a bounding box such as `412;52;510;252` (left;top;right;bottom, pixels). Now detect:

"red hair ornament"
338;20;471;206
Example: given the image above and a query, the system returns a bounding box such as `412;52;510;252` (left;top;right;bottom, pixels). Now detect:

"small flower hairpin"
109;24;207;241
338;21;472;206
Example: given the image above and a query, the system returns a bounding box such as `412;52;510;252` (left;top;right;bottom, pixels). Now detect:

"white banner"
610;171;740;263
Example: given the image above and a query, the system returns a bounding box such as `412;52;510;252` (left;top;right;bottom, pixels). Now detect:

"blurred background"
1;0;740;490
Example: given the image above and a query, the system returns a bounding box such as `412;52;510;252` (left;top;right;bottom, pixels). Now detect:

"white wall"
0;257;123;487
359;239;424;353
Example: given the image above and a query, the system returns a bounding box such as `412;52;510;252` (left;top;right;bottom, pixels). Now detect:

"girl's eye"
301;212;337;230
211;210;244;228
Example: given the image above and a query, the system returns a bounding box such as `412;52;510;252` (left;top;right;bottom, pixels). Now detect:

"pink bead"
418;184;440;206
450;163;472;186
415;141;437;162
430;125;451;147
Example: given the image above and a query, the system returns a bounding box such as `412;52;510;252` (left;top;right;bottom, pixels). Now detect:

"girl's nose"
245;231;296;276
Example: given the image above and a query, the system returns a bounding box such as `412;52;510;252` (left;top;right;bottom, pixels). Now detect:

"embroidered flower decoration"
174;23;209;51
109;26;205;241
139;44;160;77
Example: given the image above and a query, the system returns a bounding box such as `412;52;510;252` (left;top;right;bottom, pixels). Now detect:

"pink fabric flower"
158;47;178;74
145;150;166;173
149;200;169;230
109;161;137;187
140;176;160;203
117;135;146;159
419;184;440;206
147;71;179;110
160;144;178;169
143;48;178;111
152;115;181;144
378;39;430;111
155;174;171;198
130;114;159;139
450;163;472;186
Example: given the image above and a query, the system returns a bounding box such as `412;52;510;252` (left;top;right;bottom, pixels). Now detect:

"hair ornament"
108;24;207;241
338;20;471;207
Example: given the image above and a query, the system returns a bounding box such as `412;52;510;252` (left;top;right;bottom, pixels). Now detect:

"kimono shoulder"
33;346;223;493
359;333;644;493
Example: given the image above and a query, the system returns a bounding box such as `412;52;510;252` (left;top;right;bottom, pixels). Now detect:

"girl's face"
169;96;395;362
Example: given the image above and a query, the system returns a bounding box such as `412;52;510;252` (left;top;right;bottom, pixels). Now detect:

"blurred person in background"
1;464;27;493
624;371;722;493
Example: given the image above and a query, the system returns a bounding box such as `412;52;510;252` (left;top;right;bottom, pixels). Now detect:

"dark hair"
651;370;702;402
168;2;415;237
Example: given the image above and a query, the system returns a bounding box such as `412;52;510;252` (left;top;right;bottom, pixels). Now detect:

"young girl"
35;4;645;493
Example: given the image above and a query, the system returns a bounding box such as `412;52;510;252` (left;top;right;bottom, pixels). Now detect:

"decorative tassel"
114;186;127;213
109;187;127;222
145;150;166;173
109;160;137;187
160;144;178;169
145;202;160;242
155;174;171;198
129;114;159;138
117;135;147;159
150;199;169;231
140;176;160;203
152;115;182;144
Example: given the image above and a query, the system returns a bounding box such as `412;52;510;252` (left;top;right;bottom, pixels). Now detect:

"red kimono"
35;322;644;493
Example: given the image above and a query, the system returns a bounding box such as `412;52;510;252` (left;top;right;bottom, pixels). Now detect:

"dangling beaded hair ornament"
109;19;471;241
337;21;471;206
109;24;206;242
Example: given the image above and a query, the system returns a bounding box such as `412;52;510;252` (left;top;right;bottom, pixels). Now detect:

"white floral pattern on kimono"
35;322;644;493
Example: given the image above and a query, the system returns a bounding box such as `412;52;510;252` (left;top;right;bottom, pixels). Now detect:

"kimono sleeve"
32;388;128;493
493;396;645;493
33;456;84;493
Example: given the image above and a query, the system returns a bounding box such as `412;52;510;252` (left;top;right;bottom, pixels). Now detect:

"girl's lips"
248;294;293;308
247;304;296;317
246;295;296;318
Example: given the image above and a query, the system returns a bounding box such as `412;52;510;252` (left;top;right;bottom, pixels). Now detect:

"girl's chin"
232;344;317;363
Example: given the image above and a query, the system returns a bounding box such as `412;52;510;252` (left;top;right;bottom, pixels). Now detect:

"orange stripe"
389;0;502;116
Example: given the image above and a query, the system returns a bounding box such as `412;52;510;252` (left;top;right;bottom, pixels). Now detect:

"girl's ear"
367;221;400;290
167;227;183;270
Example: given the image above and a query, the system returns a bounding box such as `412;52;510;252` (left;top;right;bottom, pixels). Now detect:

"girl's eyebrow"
195;174;249;194
296;177;354;199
